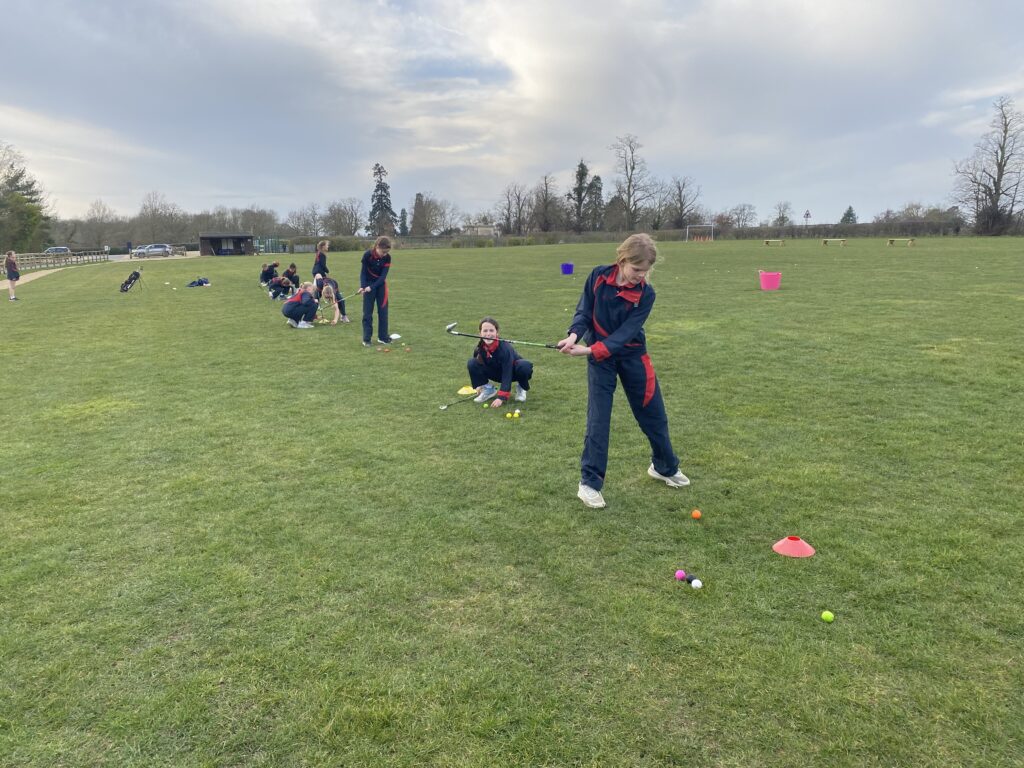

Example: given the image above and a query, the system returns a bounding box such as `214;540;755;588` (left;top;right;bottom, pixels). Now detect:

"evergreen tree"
398;208;409;236
410;193;432;235
584;176;604;231
368;163;397;236
839;206;857;224
566;160;594;233
1;141;49;249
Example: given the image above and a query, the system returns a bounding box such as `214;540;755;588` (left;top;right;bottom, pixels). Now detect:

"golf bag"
120;270;141;292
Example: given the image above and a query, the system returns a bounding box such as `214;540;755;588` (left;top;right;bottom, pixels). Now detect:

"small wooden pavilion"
199;233;255;256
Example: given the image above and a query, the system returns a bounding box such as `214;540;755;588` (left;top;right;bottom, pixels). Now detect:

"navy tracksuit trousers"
467;358;534;391
582;354;678;491
282;299;317;323
362;284;389;343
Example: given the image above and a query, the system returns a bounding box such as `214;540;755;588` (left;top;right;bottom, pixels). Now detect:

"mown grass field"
1;237;1021;766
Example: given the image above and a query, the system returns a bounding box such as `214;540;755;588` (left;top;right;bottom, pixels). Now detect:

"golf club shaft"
447;329;558;349
439;393;478;410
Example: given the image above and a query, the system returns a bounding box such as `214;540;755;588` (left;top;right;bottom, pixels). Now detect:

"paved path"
1;268;65;289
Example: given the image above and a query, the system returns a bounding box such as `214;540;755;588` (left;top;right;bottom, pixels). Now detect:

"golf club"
439;393;479;410
444;322;558;349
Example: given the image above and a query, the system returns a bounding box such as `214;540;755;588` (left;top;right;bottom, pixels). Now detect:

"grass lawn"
1;237;1022;766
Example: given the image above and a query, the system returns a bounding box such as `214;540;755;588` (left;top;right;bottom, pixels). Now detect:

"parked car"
43;246;71;254
132;244;173;258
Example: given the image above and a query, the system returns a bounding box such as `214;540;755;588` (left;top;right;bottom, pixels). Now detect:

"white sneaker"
647;464;690;487
286;318;299;328
514;384;527;403
268;291;275;298
297;320;315;329
473;384;497;403
577;483;606;508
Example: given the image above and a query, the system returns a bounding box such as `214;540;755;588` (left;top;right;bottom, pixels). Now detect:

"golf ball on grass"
821;611;834;623
691;509;702;520
482;404;489;410
513;412;520;419
506;412;513;419
674;570;687;581
690;579;703;590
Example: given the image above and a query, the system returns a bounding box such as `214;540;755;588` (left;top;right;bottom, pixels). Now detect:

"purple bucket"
560;263;574;275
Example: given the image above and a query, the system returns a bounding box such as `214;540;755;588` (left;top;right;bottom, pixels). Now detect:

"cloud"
3;0;1024;221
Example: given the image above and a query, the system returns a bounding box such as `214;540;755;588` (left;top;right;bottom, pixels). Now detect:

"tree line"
5;98;1023;250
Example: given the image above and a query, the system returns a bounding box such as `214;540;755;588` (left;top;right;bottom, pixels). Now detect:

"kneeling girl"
469;317;533;408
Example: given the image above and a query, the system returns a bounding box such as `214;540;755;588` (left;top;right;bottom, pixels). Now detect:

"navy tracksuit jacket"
468;339;533;401
360;248;390;342
568;263;679;491
312;251;328;278
282;290;318;323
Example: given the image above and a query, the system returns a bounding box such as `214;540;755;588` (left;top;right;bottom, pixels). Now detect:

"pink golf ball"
674;569;687;581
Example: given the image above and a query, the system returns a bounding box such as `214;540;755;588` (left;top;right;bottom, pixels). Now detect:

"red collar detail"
482;338;499;355
608;265;644;303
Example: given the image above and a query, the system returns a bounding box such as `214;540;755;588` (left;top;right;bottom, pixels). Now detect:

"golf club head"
445;322;458;333
389;333;402;340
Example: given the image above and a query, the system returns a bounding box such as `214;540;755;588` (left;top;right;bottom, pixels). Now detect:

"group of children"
259;231;689;508
258;237;391;342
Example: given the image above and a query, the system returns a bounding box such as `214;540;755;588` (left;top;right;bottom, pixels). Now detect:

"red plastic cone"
773;536;815;557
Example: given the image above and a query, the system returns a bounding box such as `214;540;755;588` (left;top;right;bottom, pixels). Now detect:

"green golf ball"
482;404;488;409
821;610;835;623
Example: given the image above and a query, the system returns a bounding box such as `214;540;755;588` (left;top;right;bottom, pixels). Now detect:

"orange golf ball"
691;509;702;520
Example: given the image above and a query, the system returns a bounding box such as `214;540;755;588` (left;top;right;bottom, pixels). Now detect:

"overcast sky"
4;0;1024;225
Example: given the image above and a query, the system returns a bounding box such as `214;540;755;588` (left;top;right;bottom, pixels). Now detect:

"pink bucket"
759;271;781;291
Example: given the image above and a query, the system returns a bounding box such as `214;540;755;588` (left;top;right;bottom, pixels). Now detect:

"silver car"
134;244;173;258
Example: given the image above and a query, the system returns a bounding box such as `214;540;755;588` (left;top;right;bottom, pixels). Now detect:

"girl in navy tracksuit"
556;233;689;509
469;317;534;408
282;262;300;287
281;281;318;328
5;251;19;301
316;275;350;325
358;236;392;345
312;240;329;279
268;275;293;299
259;261;279;285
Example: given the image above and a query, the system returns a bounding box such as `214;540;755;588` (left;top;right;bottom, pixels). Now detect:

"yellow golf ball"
482;404;488;409
821;611;835;623
513;412;520;419
506;412;513;419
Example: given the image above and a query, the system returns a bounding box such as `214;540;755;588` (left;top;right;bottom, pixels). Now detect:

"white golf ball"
690;579;703;590
172;287;177;290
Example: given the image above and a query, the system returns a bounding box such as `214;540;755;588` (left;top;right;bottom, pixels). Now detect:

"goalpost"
685;223;715;242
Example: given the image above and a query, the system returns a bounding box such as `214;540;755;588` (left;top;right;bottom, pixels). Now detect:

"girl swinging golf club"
358;236;393;346
469;317;534;407
556;233;690;509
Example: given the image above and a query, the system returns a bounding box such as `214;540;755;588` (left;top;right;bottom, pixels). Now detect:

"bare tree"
495;182;531;235
953;96;1024;235
668;176;702;228
610;134;656;230
437;199;462;235
772;201;794;227
136;191;185;243
323;198;364;236
285;203;323;237
644;180;672;230
83;199;120;248
729;203;757;229
531;173;563;232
